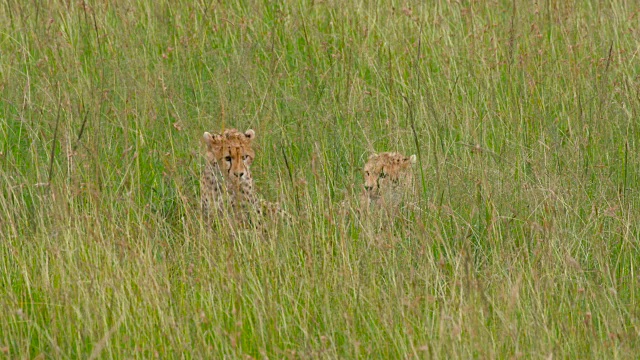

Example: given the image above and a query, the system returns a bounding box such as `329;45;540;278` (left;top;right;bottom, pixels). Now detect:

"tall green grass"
1;0;639;357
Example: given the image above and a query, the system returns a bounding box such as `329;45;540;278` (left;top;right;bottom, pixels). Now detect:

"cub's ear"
244;129;256;140
368;153;379;161
408;154;417;164
203;132;214;145
203;132;222;146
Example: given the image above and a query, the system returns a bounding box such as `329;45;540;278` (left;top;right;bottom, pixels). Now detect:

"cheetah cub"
361;152;417;208
201;128;287;225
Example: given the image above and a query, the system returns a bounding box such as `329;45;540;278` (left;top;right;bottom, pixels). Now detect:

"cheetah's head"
363;152;416;198
203;128;256;186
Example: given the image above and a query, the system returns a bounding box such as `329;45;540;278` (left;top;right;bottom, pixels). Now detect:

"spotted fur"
362;151;417;207
200;128;288;225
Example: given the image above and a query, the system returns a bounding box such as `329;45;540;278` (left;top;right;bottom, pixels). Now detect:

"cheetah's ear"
244;129;256;140
203;132;222;146
368;153;379;161
203;132;214;145
409;154;417;164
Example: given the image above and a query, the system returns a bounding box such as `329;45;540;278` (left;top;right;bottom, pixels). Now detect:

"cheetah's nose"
234;172;245;178
364;185;373;191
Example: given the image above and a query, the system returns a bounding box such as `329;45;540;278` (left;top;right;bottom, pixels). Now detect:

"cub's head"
363;152;416;197
203;128;256;184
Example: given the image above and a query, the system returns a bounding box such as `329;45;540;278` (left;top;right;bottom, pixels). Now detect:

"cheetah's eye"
365;171;370;176
379;172;387;178
224;156;232;162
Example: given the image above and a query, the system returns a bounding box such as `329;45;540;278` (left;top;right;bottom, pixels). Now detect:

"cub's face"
363;152;416;198
203;129;255;186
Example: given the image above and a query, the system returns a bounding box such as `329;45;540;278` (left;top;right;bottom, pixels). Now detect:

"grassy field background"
1;0;639;358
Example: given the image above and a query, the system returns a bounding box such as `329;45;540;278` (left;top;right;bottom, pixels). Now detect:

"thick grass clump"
1;0;639;358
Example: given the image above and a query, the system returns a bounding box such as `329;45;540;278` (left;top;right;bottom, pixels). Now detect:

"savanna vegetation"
1;0;639;358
